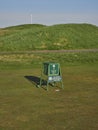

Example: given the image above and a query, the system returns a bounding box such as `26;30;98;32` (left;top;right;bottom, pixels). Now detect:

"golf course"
0;24;98;130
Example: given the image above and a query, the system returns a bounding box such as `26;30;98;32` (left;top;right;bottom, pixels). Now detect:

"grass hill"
0;23;98;51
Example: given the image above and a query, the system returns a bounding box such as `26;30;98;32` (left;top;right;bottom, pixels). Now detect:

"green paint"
40;62;63;90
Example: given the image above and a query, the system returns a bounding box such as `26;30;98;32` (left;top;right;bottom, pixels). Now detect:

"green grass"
0;52;98;70
0;23;98;129
0;52;98;130
0;64;98;130
0;23;98;51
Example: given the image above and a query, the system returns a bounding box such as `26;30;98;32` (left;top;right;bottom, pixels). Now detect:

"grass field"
0;53;98;130
0;51;98;69
0;23;98;129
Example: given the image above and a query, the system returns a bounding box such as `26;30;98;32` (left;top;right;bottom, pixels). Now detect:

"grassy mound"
0;23;98;51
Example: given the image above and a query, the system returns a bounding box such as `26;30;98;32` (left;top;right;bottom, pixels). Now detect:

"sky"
0;0;98;28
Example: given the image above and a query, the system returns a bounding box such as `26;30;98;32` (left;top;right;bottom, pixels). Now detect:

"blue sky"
0;0;98;28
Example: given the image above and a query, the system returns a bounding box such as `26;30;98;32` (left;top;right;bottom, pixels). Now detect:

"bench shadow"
24;76;47;90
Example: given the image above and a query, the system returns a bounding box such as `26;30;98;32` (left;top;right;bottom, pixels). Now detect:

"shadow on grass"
24;76;61;90
24;76;47;90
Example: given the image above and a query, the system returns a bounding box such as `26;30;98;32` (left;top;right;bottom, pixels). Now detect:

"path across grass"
0;49;98;54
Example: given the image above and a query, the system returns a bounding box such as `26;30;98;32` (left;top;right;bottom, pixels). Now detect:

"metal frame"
39;62;63;91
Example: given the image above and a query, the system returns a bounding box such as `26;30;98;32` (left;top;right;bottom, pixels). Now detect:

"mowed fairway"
0;65;98;130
